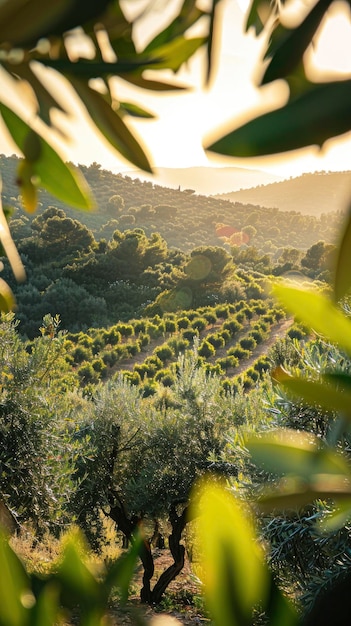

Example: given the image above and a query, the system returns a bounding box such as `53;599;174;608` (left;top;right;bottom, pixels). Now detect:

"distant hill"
214;171;351;216
0;155;343;254
125;166;282;195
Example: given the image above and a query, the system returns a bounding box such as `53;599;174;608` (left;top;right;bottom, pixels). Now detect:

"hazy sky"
1;0;351;180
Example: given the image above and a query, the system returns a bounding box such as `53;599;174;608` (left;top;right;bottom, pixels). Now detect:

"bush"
154;344;174;363
218;329;231;344
223;319;242;336
207;333;225;349
177;316;190;329
239;336;257;351
215;305;229;319
229;346;251;360
198;340;216;358
103;327;121;345
72;345;92;364
249;329;264;344
164;319;177;334
182;329;199;342
78;363;99;384
117;323;134;338
192;317;207;332
203;311;217;325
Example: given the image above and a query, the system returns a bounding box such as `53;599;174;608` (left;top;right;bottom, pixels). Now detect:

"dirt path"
233;317;293;375
109;550;210;625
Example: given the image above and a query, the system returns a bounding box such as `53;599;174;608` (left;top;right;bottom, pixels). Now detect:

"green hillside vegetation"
1;155;342;257
1;194;334;338
215;170;351;216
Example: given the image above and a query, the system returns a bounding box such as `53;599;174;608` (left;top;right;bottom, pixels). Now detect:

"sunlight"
306;1;351;78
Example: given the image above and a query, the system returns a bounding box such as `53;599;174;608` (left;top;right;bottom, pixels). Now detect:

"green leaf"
0;104;94;210
0;0;70;47
0;196;25;282
272;283;351;356
255;474;351;513
275;374;351;419
70;80;152;172
206;0;221;83
247;429;351;479
30;581;61;626
333;207;351;301
319;499;351;532
145;36;206;72
118;102;155;119
7;63;67;127
0;536;30;626
245;0;269;34
144;0;205;52
192;480;268;626
40;58;158;78
120;74;187;91
57;535;100;610
262;0;333;84
0;278;16;312
206;80;351;156
265;580;298;626
104;536;141;604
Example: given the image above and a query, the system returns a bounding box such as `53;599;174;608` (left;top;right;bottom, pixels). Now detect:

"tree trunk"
108;495;154;603
151;504;189;604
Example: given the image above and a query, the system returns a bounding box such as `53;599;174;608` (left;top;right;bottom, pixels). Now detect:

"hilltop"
214;170;351;216
0;155;345;254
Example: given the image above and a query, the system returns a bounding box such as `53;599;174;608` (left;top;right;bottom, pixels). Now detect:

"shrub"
182;329;199;342
218;329;231;344
215;305;229;319
117;323;134;338
72;345;92;364
198;340;216;358
78;363;99;384
253;356;271;374
239;336;257;351
103;328;121;345
139;333;150;347
216;355;239;371
77;333;93;348
101;349;118;367
223;319;242;336
177;317;190;329
154;344;174;363
229;346;251;360
249;329;264;344
164;319;177;334
127;342;141;357
207;334;225;349
134;320;146;334
245;367;259;382
192;317;207;332
92;358;107;378
168;337;189;355
203;311;217;325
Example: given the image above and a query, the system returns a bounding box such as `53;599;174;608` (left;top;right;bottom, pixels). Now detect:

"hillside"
214;171;351;216
1;156;344;255
124;165;282;195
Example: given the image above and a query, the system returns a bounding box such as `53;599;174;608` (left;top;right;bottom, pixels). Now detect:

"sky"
1;0;351;181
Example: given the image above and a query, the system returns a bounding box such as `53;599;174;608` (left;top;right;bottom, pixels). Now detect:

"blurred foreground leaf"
191;480;297;626
206;80;351;157
0;104;95;211
272;284;351;356
247;429;351;479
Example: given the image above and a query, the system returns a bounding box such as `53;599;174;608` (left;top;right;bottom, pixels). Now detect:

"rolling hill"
214;171;351;216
